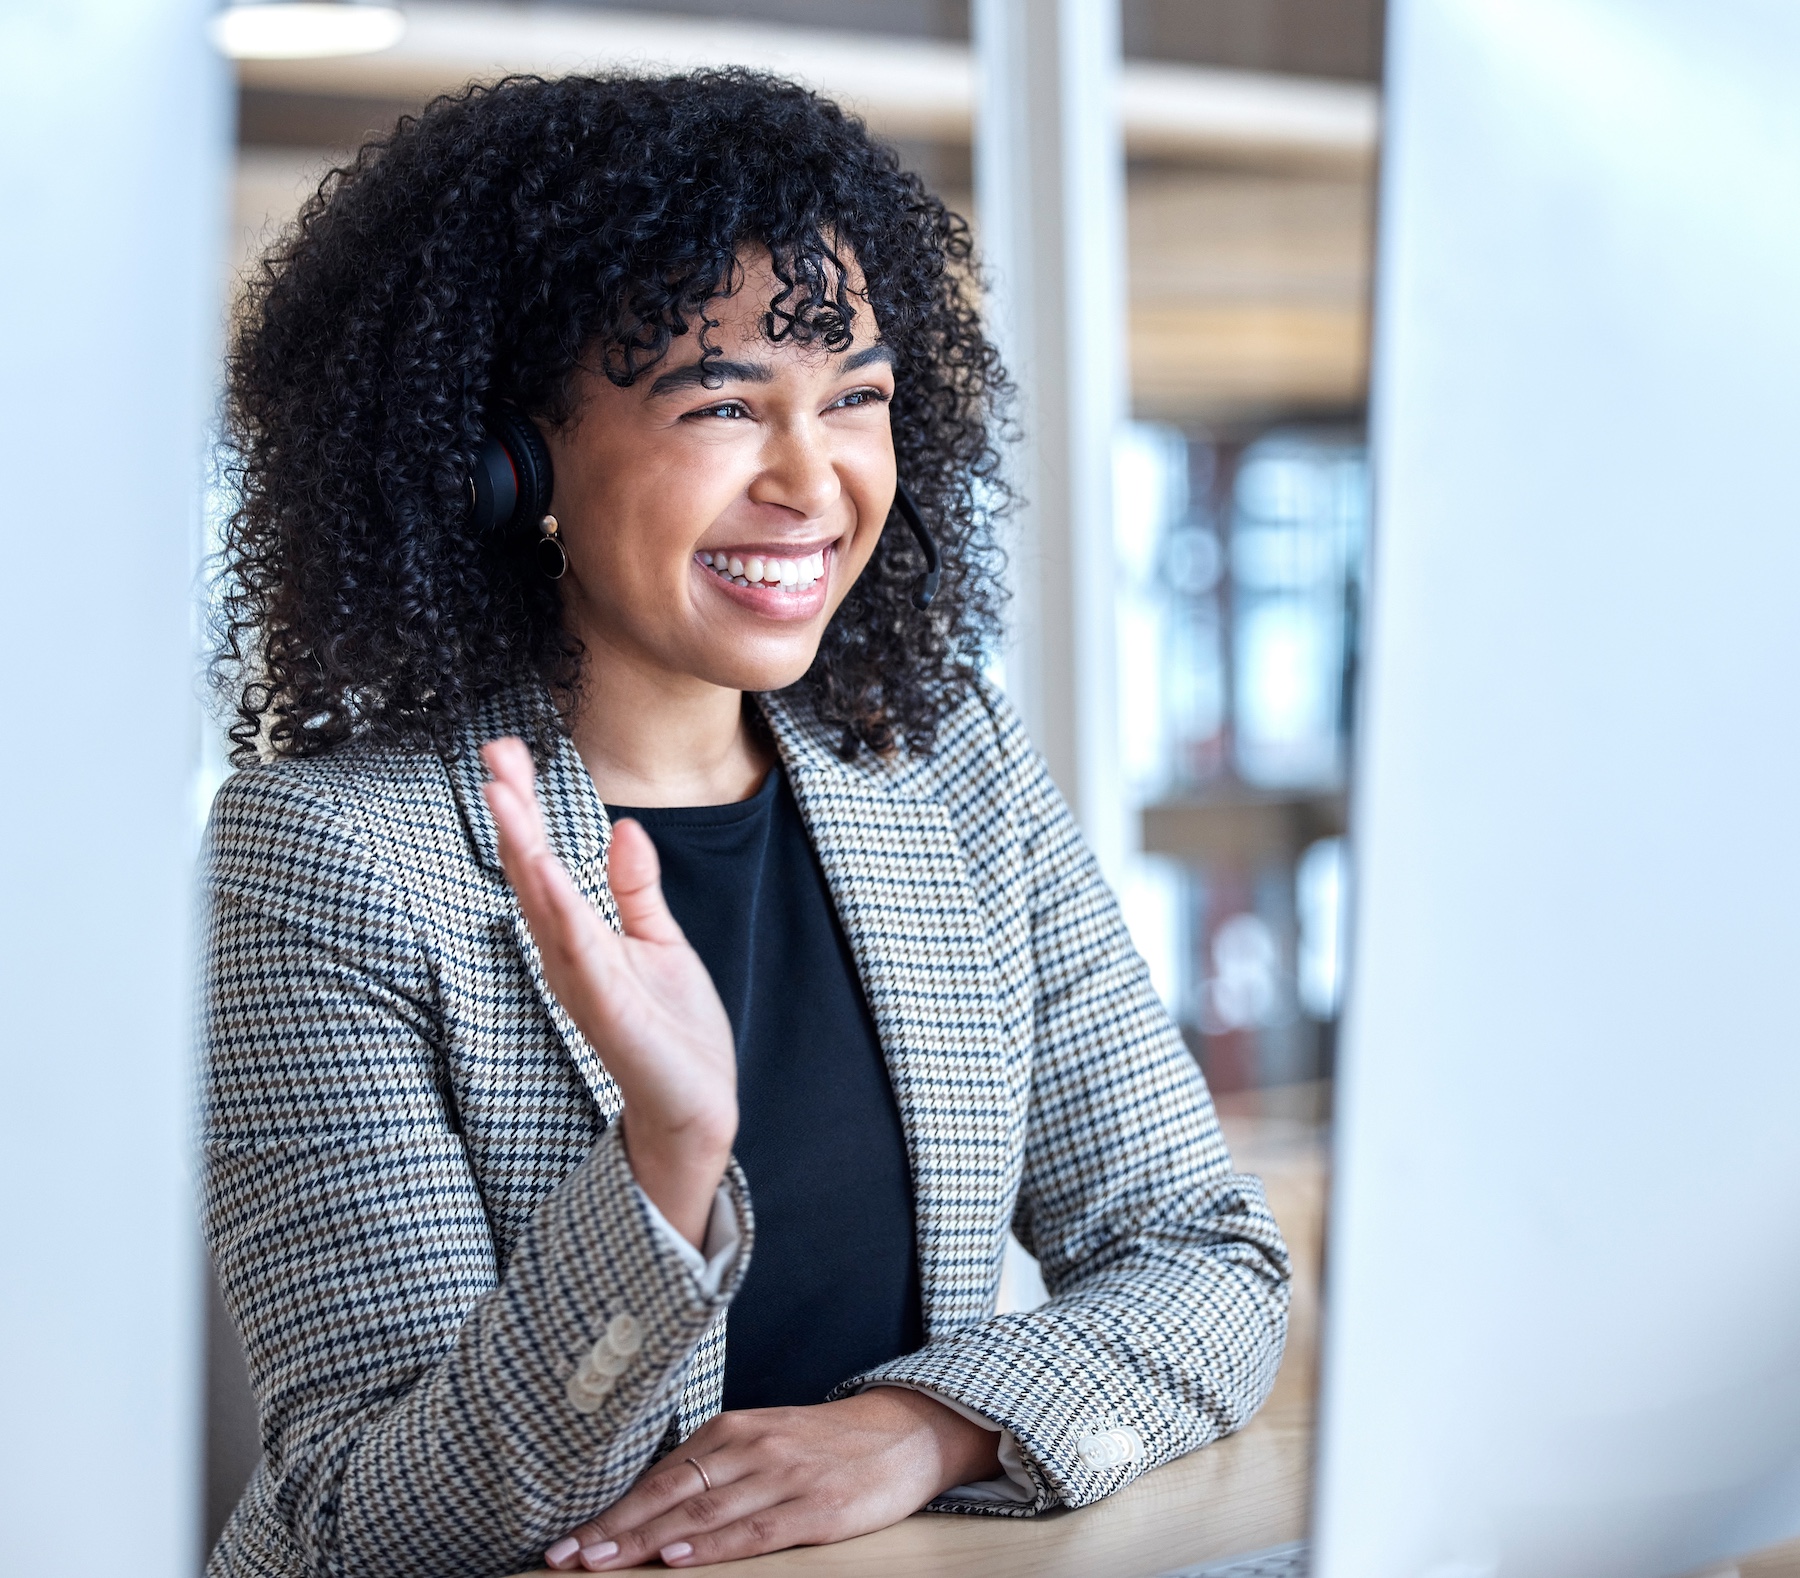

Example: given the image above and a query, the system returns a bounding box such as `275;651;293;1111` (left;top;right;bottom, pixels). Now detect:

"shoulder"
906;674;1036;792
765;675;1058;828
212;736;449;830
205;738;463;897
891;677;1067;847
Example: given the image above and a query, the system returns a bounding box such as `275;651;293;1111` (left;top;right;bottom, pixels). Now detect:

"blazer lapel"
446;688;623;1121
763;696;1019;1338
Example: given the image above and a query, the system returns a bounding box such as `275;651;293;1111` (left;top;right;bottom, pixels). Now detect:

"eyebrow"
647;341;894;397
648;358;773;396
841;344;895;372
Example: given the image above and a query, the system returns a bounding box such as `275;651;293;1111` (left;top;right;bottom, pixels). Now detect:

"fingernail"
579;1540;618;1567
661;1542;694;1564
545;1537;580;1567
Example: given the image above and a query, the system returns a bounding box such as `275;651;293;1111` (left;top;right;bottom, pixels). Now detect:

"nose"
747;415;841;523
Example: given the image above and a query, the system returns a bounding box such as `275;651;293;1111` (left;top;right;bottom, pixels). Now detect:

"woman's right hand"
481;737;737;1249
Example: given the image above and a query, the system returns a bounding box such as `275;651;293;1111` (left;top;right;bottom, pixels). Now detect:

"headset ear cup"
469;404;555;535
489;405;555;526
468;435;518;534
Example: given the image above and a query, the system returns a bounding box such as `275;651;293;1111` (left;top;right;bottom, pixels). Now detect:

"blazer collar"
444;681;902;881
443;677;920;864
444;684;610;880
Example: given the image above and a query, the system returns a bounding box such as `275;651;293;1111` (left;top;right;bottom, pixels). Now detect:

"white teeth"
700;550;827;589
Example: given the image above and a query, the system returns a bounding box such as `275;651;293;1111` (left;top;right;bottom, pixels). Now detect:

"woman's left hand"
542;1388;1004;1569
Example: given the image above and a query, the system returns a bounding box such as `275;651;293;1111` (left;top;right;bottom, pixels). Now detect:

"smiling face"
541;253;897;701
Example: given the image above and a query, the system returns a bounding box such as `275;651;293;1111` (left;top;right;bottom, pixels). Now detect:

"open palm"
481;737;738;1246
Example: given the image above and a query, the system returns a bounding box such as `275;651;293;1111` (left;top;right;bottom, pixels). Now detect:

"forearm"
875;1386;1004;1493
223;1124;749;1578
842;1198;1289;1514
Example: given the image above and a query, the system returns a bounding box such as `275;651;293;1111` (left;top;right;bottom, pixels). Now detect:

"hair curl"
217;70;1011;764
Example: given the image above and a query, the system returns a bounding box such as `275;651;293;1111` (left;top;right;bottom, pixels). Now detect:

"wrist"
858;1386;1003;1494
620;1110;734;1251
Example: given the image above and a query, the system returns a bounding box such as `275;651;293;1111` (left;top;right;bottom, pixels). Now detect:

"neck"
567;631;773;810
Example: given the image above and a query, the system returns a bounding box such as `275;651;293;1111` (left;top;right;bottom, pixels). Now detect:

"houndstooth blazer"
200;676;1291;1578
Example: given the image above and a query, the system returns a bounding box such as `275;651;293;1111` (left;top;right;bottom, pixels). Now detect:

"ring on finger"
684;1456;713;1494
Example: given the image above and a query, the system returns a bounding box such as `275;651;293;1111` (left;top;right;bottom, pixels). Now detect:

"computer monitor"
1309;3;1800;1576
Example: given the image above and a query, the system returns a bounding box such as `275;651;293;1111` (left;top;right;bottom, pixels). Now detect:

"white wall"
1315;4;1800;1577
0;4;228;1572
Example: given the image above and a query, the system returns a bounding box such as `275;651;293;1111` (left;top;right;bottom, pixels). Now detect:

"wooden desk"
518;1100;1800;1577
1729;1543;1800;1578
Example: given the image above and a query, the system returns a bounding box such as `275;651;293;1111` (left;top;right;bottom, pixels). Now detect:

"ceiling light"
210;2;407;61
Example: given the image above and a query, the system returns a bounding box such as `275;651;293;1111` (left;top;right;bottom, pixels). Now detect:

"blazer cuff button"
585;1343;631;1378
1075;1428;1143;1471
566;1368;616;1414
605;1313;643;1356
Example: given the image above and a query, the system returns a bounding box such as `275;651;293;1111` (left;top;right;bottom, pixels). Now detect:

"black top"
606;765;924;1409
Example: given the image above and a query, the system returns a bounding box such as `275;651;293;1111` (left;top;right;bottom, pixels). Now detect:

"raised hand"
481;737;737;1248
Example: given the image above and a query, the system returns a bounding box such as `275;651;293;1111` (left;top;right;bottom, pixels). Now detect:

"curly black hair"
217;69;1012;764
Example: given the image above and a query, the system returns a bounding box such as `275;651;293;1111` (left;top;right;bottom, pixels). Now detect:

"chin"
696;643;822;697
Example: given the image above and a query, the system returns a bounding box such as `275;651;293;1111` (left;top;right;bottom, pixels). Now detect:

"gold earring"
536;514;567;580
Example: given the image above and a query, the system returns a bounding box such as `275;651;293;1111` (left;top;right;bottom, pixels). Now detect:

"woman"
203;70;1289;1577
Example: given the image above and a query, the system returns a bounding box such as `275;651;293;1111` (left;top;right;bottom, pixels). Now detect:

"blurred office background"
2;0;1374;1565
204;0;1376;1550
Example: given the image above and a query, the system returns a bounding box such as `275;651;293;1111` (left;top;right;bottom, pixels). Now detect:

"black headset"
469;405;942;609
889;478;942;611
469;405;556;541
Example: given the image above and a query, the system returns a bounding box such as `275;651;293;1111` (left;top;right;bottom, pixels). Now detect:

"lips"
693;546;833;621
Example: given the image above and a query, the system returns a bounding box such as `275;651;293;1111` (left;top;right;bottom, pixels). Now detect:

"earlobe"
537;514;568;580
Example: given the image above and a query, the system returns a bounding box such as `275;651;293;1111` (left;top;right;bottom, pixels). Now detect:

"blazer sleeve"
200;766;750;1578
841;690;1292;1514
